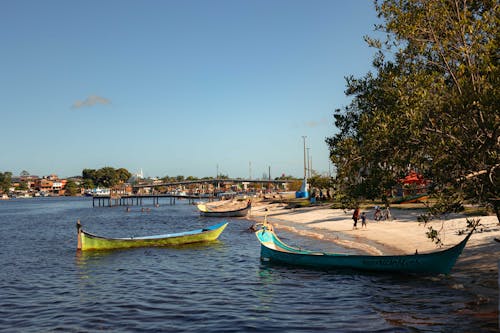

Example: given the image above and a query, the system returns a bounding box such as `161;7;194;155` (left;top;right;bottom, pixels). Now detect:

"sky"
1;0;382;179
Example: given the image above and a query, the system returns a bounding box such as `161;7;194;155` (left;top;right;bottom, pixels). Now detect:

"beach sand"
247;200;500;324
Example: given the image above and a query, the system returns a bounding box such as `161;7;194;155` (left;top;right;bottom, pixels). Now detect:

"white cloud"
72;95;111;109
306;118;327;128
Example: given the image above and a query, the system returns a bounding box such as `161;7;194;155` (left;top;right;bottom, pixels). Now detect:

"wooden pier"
92;194;216;207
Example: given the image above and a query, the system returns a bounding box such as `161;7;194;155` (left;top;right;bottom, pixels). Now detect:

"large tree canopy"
0;172;12;193
82;167;132;188
327;0;499;218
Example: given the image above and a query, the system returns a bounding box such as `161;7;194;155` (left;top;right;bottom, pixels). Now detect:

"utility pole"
307;147;311;179
216;164;219;191
302;136;307;180
309;153;313;178
249;161;252;180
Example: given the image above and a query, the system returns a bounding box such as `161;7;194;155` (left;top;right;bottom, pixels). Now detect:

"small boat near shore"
77;220;228;251
255;223;475;275
392;193;429;204
197;200;251;217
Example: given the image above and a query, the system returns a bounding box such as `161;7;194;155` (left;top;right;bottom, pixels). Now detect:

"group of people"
309;188;332;203
352;205;392;229
351;208;366;229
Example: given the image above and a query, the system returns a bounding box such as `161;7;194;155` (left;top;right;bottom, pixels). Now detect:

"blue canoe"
255;226;474;275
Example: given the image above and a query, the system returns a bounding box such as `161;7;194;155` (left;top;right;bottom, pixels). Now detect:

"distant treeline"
82;167;131;188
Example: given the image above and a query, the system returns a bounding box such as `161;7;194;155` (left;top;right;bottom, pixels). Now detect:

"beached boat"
77;220;228;251
392;193;429;204
197;201;251;217
255;225;475;275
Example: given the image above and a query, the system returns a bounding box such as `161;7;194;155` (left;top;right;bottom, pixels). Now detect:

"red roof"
400;171;427;185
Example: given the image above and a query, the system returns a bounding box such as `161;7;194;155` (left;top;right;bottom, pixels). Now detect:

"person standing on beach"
361;212;367;228
352;207;360;229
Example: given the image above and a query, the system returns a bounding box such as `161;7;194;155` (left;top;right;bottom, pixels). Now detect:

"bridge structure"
92;178;297;208
132;178;295;190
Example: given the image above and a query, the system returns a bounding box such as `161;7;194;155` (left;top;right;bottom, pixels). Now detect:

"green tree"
64;180;79;196
16;181;29;191
288;179;303;192
116;168;132;183
82;178;95;189
327;0;499;219
0;172;12;193
308;174;333;191
82;167;131;188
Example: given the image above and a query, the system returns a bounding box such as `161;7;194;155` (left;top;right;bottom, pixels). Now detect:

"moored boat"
255;224;475;275
77;220;228;251
197;200;251;217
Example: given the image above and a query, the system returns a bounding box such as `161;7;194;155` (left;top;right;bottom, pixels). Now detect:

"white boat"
85;188;111;197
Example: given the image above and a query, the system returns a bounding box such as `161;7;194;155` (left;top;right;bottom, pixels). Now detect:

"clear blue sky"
1;0;381;179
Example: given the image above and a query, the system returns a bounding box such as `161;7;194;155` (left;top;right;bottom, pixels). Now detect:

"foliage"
64;180;79;196
425;226;443;247
457;218;482;235
15;182;29;191
426;218;481;247
0;172;12;193
81;178;95;189
287;179;303;192
275;174;296;181
82;167;132;188
308;174;333;190
332;194;359;212
326;0;499;221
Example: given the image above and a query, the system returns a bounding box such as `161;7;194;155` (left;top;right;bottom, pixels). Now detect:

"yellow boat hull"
78;222;227;251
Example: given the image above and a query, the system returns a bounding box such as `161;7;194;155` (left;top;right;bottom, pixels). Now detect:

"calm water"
0;197;493;332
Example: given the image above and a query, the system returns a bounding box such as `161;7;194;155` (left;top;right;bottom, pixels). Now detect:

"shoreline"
247;200;500;323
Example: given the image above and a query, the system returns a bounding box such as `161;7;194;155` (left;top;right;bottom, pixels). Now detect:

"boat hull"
80;222;227;251
256;228;472;275
197;203;251;217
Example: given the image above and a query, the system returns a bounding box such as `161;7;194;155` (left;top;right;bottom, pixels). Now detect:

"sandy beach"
247;200;500;322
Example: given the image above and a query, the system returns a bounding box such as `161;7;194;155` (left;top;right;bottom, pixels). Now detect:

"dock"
92;194;216;207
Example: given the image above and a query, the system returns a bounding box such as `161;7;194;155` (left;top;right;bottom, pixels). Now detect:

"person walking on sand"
361;212;367;228
352;207;360;229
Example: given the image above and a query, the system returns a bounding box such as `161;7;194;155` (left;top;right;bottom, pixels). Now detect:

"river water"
0;197;493;332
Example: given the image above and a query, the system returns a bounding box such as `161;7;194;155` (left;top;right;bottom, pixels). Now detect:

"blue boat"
255;225;475;275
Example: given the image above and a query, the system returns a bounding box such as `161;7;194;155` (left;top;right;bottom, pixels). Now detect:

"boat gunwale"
80;222;228;242
258;228;472;259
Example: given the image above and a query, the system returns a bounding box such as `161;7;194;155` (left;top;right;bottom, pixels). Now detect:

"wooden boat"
197;201;251;217
392;193;429;204
77;220;228;251
255;225;475;275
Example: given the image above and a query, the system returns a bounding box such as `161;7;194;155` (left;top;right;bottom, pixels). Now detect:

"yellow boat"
76;220;228;251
